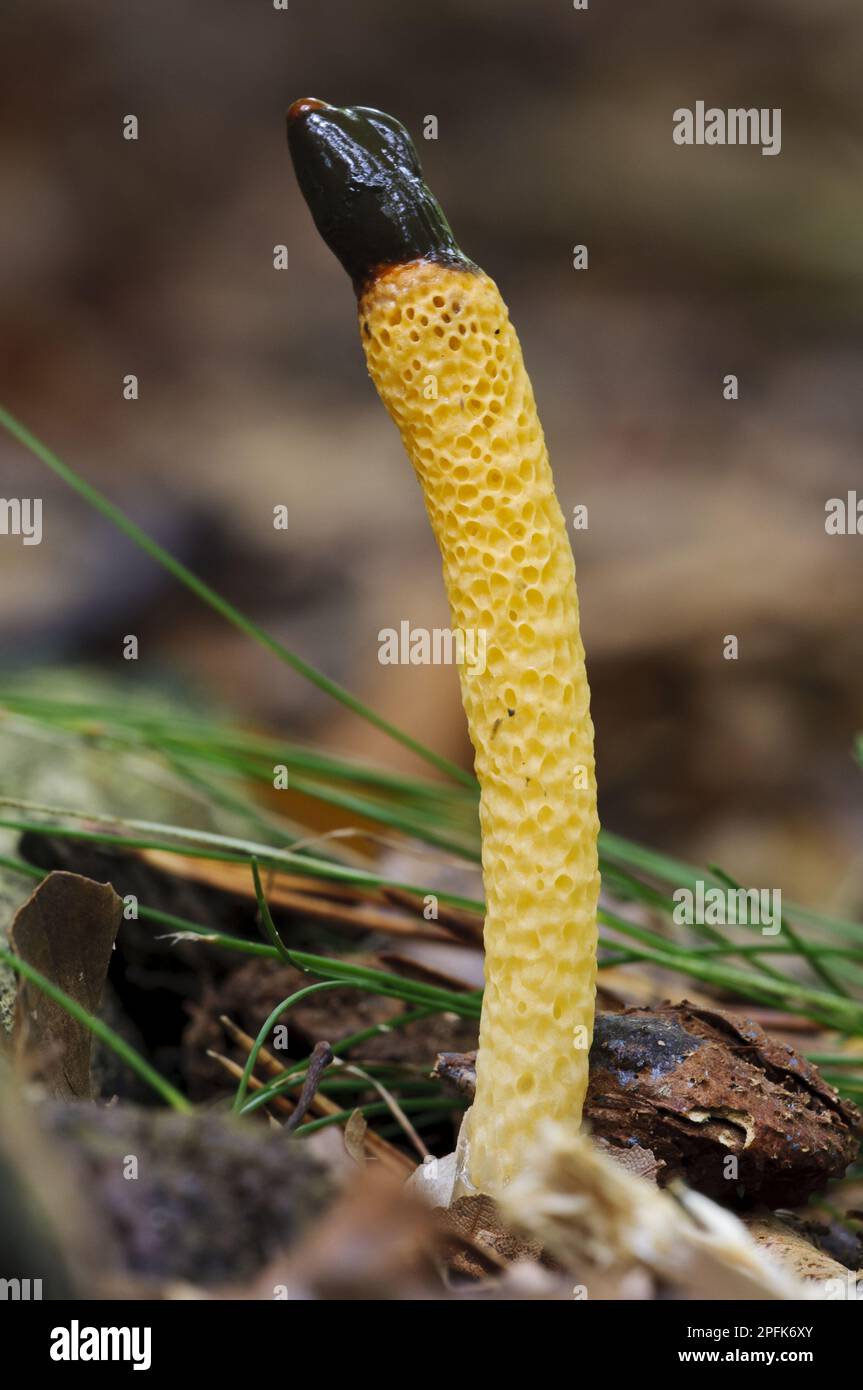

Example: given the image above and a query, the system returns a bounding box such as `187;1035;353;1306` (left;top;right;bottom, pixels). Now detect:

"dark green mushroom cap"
286;98;474;293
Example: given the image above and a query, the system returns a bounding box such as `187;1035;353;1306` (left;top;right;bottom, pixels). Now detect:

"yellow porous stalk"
360;260;600;1193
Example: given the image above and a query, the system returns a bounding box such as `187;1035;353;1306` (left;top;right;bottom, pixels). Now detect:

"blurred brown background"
1;0;862;912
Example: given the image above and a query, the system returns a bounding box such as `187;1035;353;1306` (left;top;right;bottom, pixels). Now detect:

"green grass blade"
708;862;850;997
237;1006;438;1116
291;1095;463;1138
0;943;191;1112
232;979;345;1112
601;828;863;947
0;404;474;789
0;809;485;911
599;905;863;1033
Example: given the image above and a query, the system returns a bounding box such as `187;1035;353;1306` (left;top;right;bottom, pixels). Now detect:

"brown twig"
378;952;477;993
216;1016;415;1175
220;1015;285;1080
381;884;484;945
285;1041;334;1134
139;849;455;940
205;1050;294;1116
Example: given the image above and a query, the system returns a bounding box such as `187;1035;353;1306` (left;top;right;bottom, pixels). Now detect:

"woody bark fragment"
435;1002;861;1207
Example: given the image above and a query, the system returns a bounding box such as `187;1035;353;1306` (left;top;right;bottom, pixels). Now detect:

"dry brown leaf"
440;1193;542;1279
11;871;122;1099
343;1108;368;1167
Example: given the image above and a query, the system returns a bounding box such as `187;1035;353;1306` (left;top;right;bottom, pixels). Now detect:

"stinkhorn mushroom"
288;100;600;1194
